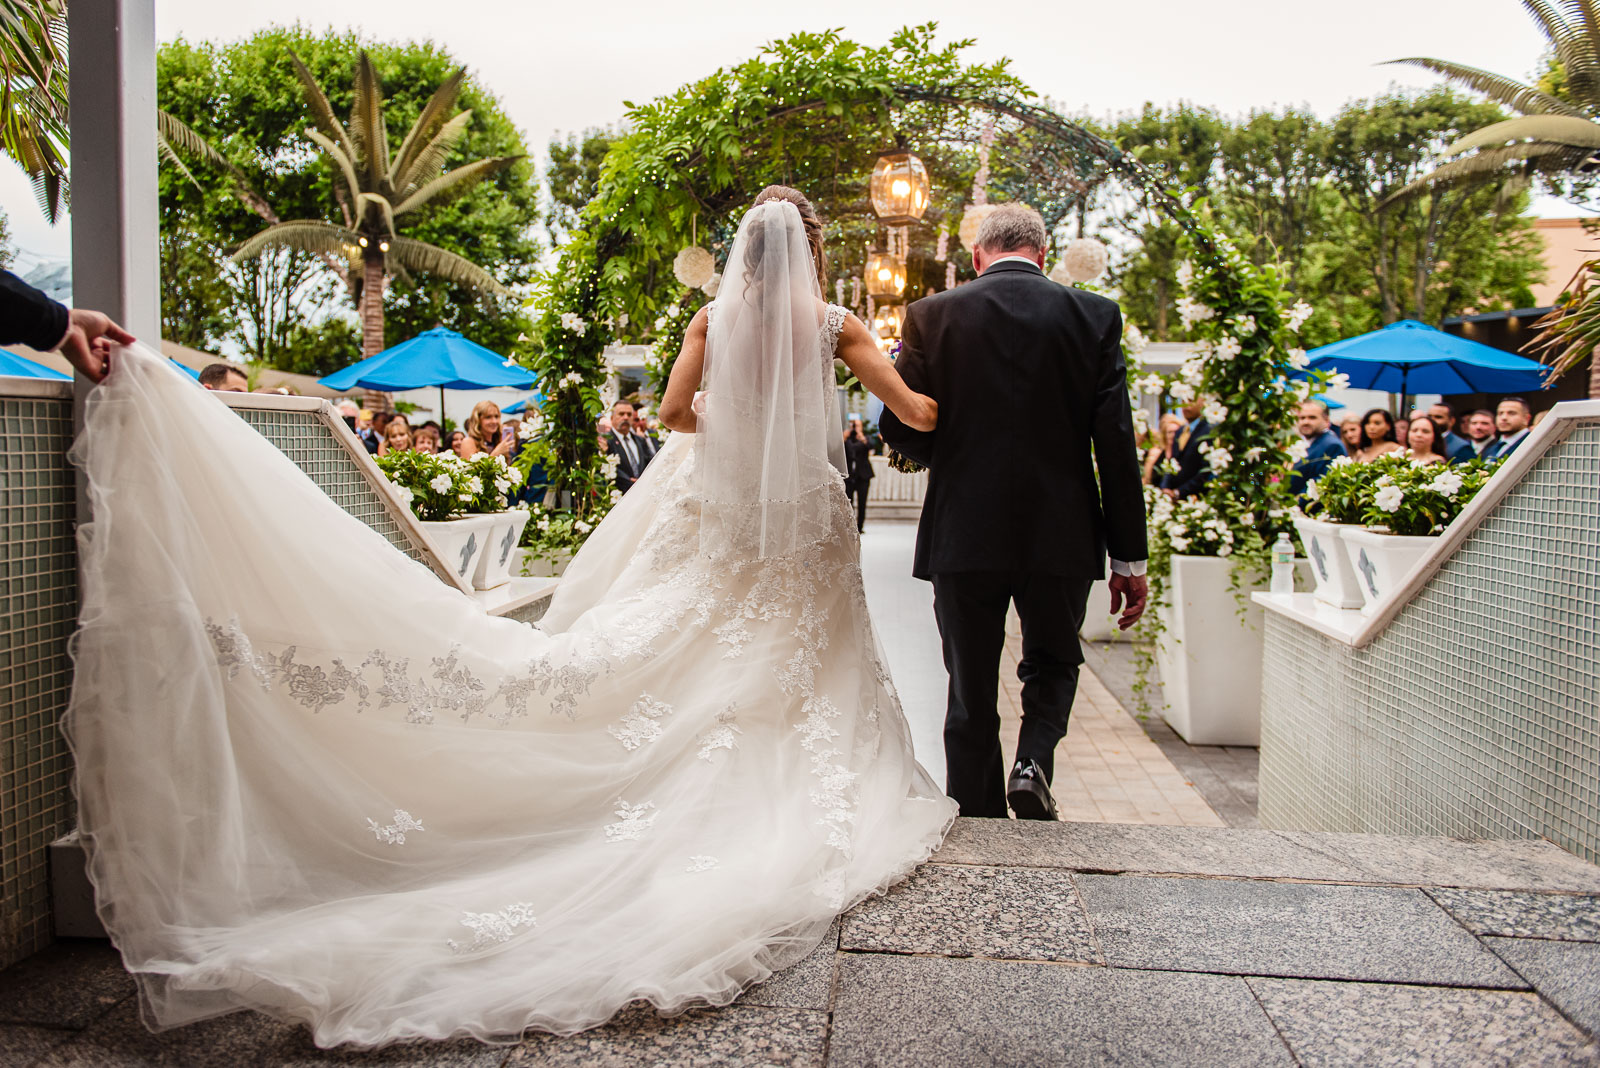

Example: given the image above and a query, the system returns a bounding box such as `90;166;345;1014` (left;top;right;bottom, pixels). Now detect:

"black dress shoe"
1007;759;1058;821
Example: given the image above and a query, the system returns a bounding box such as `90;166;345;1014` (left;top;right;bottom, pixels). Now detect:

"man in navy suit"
1451;408;1498;463
1484;397;1532;460
1427;402;1469;457
1159;399;1210;499
1290;400;1347;496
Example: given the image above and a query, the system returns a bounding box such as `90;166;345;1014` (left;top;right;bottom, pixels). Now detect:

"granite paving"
1075;874;1527;986
1248;977;1600;1066
1428;887;1600;941
1488;937;1600;1039
830;954;1293;1067
840;864;1098;963
2;818;1597;1066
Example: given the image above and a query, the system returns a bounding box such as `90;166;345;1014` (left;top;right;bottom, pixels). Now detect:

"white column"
67;0;161;355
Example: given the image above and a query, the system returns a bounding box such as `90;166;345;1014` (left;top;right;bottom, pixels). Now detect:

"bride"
65;186;956;1048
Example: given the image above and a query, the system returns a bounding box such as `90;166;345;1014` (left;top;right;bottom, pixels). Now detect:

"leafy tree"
545;129;615;247
157;29;540;368
0;0;67;222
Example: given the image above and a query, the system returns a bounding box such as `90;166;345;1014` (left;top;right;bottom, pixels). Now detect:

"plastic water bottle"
1271;533;1296;595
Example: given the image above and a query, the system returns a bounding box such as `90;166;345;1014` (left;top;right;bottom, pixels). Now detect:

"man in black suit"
880;204;1148;821
604;400;654;492
1159;399;1210;499
1;269;133;381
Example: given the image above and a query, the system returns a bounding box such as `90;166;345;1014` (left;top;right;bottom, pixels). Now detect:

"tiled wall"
1260;423;1600;863
0;391;78;968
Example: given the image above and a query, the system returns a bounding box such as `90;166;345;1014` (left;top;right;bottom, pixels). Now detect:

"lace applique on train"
446;903;537;953
367;810;424;846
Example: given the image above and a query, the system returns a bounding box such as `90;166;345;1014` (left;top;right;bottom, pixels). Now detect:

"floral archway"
516;25;1321;608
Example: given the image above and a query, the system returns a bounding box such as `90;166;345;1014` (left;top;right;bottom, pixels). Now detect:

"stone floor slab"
1076;875;1527;987
926;817;1027;866
829;954;1292;1067
506;1005;825;1068
1273;831;1600;892
0;1024;72;1068
1008;822;1368;881
0;940;135;1029
1488;937;1600;1038
1428;888;1600;942
840;864;1098;963
739;921;837;1010
275;1034;513;1066
34;998;303;1067
1248;977;1599;1066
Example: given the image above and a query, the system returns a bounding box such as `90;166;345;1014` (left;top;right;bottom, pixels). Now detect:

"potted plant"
1294;456;1373;610
459;453;530;590
1342;455;1501;610
374;450;496;587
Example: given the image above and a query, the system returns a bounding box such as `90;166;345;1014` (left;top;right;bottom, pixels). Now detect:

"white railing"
866;455;928;503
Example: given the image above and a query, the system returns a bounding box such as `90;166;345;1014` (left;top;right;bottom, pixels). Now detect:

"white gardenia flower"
1286;301;1314;331
1202;400;1228;423
1243;446;1265;462
603;455;621;473
1287;348;1310;370
458;493;472;502
1232;314;1257;336
1176;297;1216;329
1286;439;1309;463
1294;380;1313;402
1169;535;1191;552
1306;480;1322;501
1327;372;1351;391
466;476;484;495
1136;373;1166;395
1205;445;1233;470
396;486;415;504
574;520;592;534
494;479;511;495
1123;323;1149;355
1169;381;1196;403
1374;485;1404;513
1428;471;1464;497
560;312;589;336
1176;260;1194;288
429;473;453;493
1331;455;1354;468
507;467;524;486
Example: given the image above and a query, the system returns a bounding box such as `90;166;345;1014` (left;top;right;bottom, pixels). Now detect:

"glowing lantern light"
870;151;932;226
865;250;906;299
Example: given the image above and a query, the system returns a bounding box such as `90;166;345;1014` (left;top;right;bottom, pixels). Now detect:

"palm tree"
232;52;518;358
1386;2;1600;397
0;0;68;222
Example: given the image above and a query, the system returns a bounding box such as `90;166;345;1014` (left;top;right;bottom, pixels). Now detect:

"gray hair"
974;203;1048;255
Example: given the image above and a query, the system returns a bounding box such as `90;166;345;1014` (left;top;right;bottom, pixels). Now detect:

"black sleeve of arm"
876;303;936;468
0;270;69;350
1089;303;1148;562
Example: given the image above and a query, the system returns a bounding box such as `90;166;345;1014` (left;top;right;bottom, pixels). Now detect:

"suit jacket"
843;437;875;489
606;430;652;490
878;259;1146;581
1160;418;1211;499
1484;430;1528;461
1442;429;1469;456
1;269;69;350
1450;438;1494;464
1290;426;1347;496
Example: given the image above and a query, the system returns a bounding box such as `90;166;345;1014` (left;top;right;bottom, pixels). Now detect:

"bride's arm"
658;308;708;433
835;313;937;432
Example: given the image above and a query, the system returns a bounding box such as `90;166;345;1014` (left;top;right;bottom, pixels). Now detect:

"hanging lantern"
872;303;905;340
870;151;932;226
864;250;906;299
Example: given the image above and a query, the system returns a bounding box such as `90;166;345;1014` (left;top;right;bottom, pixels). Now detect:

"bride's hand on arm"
834;314;938;432
658;308;708;433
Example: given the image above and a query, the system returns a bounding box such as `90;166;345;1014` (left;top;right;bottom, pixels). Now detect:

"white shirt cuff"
1109;558;1147;577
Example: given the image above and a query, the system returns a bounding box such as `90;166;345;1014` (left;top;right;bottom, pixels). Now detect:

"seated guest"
1159;398;1210;499
444;429;469;458
1484;397;1532;460
1426;402;1468;456
1403;414;1449;465
1352;408;1404;462
1393;416;1410;447
462;401;513;458
199;362;248;392
358;411;390;455
1291;400;1347;495
378;414;413;456
1339;413;1363;453
336;400;360;434
413;426;440;454
1452;408;1498;462
1142;413;1182;486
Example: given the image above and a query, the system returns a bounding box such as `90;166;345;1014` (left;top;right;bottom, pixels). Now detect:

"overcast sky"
0;0;1569;269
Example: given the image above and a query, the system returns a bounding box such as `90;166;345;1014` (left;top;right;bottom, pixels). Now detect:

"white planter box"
1080;578;1135;643
1292;514;1364;610
514;547;574;579
1154;554;1306;747
419;513;498;586
1342;527;1438;613
472;510;532;590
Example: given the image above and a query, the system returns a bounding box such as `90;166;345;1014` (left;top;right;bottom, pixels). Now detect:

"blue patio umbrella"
501;392;545;415
1301;319;1550;398
319;327;535;422
0;351;70;380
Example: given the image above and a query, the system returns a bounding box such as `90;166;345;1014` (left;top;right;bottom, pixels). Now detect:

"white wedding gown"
65;266;955;1044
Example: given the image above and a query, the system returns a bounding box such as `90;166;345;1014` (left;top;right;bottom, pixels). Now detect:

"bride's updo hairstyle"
749;185;828;294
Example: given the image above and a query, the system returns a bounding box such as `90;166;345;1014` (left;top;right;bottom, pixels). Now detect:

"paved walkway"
4;819;1598;1065
862;521;1222;827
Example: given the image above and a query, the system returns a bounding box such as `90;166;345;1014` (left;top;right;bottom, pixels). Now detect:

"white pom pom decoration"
1048;260;1074;286
673;247;715;289
958;204;998;253
1062;238;1108;282
700;272;721;299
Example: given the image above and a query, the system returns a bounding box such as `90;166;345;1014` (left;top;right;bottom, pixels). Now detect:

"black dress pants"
847;481;870;531
930;571;1093;818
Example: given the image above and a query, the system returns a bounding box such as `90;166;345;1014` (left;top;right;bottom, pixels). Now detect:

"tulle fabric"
64;344;955;1048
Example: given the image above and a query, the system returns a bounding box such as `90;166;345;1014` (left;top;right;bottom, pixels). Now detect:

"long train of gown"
63;345;956;1047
